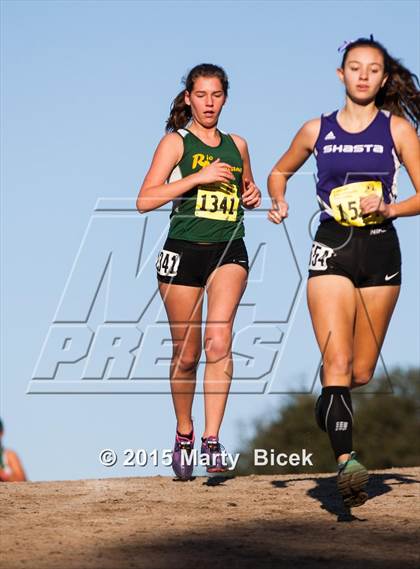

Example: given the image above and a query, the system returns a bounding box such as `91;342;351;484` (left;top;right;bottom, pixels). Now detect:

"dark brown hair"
341;36;420;129
166;64;229;132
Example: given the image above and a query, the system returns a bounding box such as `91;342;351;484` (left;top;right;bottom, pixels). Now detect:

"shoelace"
205;439;227;455
176;439;193;452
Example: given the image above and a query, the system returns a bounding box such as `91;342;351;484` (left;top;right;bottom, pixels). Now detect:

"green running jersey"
167;129;245;242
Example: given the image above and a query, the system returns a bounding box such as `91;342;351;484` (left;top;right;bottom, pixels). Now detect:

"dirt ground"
1;467;419;569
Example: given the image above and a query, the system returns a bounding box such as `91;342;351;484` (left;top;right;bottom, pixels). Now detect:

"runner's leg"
307;274;369;507
307;275;356;463
158;282;204;435
351;286;400;388
203;264;247;438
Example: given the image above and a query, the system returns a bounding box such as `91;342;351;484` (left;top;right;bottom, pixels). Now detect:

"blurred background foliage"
236;367;420;474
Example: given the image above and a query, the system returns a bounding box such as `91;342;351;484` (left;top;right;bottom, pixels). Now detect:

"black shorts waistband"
164;237;245;250
318;219;395;233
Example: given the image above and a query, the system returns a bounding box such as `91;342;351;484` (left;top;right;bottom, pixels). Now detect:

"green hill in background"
236;367;420;474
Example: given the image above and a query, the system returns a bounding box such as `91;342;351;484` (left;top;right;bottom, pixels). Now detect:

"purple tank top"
314;109;401;223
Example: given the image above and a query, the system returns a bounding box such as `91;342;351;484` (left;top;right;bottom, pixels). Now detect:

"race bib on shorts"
309;242;334;271
195;182;240;222
156;249;180;277
329;181;385;227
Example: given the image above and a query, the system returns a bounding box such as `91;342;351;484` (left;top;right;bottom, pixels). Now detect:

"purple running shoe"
201;436;229;473
172;432;195;481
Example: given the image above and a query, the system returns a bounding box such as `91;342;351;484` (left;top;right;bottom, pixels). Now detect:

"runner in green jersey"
167;127;245;243
137;64;261;480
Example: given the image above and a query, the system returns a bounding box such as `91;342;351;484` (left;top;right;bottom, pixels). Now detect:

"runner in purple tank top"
267;37;420;509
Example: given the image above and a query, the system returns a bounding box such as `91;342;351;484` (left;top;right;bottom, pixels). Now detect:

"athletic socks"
317;386;354;459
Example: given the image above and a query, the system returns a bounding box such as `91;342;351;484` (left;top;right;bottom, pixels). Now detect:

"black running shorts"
308;220;401;287
156;237;249;287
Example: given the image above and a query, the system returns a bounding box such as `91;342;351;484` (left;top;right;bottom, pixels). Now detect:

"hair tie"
337;40;354;53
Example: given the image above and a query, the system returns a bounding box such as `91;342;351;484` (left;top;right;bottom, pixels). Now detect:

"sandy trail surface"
1;467;419;569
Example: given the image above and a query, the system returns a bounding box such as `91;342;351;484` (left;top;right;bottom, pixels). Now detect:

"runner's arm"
231;134;261;209
268;118;320;200
137;133;194;212
388;116;420;217
137;133;235;213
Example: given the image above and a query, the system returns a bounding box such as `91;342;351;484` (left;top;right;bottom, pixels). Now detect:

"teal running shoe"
337;451;369;508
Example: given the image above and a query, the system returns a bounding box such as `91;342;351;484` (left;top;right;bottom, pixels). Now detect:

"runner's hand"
194;158;235;185
268;198;289;224
242;178;261;208
360;195;391;218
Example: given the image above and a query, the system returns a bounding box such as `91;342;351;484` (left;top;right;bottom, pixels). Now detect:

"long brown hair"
341;36;420;129
166;64;229;133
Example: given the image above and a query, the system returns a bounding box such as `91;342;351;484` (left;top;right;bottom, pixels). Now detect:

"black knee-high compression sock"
317;386;353;459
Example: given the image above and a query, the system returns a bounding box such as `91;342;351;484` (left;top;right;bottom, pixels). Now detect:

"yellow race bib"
329;181;385;227
195;182;239;222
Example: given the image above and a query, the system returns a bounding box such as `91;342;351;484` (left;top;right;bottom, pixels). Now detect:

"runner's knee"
323;354;353;378
173;346;201;374
352;364;374;387
204;330;231;362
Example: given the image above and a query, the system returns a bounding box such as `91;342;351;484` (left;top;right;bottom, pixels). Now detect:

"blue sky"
1;0;419;481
